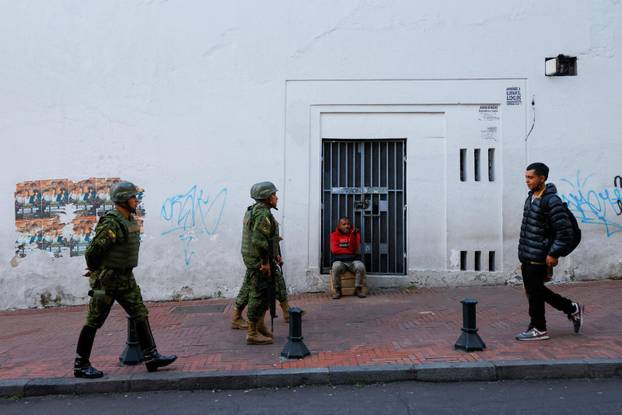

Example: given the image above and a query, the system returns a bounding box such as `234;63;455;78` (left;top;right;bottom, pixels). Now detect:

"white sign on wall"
478;104;499;141
506;87;522;105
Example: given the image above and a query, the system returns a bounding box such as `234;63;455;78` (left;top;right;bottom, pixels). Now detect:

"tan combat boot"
256;311;273;338
246;321;273;345
231;307;248;330
279;301;305;323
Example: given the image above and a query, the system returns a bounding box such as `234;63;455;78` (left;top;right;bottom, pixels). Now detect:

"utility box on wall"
545;55;577;76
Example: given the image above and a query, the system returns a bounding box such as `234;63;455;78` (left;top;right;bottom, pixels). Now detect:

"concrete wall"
1;0;621;309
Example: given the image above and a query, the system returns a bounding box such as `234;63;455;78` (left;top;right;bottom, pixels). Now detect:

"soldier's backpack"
542;194;581;257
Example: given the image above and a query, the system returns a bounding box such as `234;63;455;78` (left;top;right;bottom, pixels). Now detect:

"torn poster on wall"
14;178;144;258
478;104;499;140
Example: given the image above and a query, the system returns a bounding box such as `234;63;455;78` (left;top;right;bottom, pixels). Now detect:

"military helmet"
110;181;139;203
250;181;277;201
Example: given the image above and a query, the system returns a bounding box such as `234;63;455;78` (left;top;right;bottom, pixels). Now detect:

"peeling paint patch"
171;286;194;301
39;291;62;307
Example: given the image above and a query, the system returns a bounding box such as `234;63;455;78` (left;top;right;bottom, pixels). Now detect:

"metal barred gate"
321;139;407;274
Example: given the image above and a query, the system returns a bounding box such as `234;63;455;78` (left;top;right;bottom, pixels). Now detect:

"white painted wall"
1;1;621;309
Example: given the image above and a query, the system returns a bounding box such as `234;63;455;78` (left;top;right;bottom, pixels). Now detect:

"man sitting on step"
330;217;366;299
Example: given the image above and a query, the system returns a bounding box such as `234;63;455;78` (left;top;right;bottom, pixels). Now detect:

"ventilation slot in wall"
460;149;467;182
488;148;495;182
461;148;493;182
488;251;496;271
457;250;497;271
460;251;467;271
474;251;481;271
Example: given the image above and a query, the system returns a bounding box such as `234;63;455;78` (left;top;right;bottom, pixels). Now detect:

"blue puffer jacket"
518;183;574;263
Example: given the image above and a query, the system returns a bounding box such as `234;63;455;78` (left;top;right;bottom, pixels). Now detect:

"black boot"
74;326;103;379
135;319;177;372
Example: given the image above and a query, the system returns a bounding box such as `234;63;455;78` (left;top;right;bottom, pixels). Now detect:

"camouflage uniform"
233;183;299;334
241;201;281;322
234;270;287;308
74;181;176;379
235;215;287;310
232;182;282;345
84;210;148;328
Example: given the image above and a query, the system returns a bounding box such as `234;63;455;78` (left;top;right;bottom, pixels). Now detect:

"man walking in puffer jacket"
516;162;583;341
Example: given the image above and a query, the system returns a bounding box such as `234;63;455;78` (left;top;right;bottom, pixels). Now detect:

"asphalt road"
2;378;622;415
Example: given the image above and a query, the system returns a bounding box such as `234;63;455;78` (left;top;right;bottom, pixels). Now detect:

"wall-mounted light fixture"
545;54;577;76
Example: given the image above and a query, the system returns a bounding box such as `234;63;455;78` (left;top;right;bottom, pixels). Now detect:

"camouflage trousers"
235;266;287;311
237;268;287;322
84;268;149;329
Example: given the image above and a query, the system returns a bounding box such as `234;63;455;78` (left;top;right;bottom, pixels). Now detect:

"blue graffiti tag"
161;186;228;266
615;175;622;216
559;171;622;237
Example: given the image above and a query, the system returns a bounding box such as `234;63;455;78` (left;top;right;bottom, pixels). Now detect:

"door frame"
320;138;408;275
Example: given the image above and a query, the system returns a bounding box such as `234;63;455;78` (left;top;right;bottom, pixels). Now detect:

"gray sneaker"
569;302;584;334
515;327;550;341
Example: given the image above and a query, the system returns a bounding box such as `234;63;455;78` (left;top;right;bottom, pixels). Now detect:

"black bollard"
280;306;310;359
454;298;486;352
119;316;144;365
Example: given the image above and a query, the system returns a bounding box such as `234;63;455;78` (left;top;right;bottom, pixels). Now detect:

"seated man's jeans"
332;260;366;289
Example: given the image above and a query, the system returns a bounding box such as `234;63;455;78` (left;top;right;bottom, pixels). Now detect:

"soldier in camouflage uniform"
73;181;177;378
234;181;283;345
231;215;295;329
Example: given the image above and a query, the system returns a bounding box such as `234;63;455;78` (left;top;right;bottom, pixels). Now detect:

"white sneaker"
569;302;584;334
515;327;550;341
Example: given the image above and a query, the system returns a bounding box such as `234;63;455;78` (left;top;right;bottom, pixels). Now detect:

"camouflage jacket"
85;210;140;271
241;202;280;269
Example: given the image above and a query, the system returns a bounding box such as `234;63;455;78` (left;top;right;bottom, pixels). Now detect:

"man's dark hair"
526;162;549;179
339;217;351;223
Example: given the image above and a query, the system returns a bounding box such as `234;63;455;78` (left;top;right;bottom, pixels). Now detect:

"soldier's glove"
260;262;272;276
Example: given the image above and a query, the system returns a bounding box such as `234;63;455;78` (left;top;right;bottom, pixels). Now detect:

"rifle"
268;260;280;332
267;231;280;332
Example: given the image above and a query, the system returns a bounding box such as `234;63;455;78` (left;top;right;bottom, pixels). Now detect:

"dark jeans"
521;262;575;331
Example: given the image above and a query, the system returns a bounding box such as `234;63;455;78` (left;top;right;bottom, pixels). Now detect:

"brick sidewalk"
1;280;621;381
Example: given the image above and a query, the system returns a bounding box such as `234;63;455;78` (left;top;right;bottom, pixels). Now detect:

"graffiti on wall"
160;185;228;266
559;171;622;237
615;175;622;216
15;178;144;258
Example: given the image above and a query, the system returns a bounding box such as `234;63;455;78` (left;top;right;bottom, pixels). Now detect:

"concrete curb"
2;358;621;398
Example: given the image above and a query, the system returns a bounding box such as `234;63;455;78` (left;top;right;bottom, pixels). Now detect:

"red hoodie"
330;226;361;259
